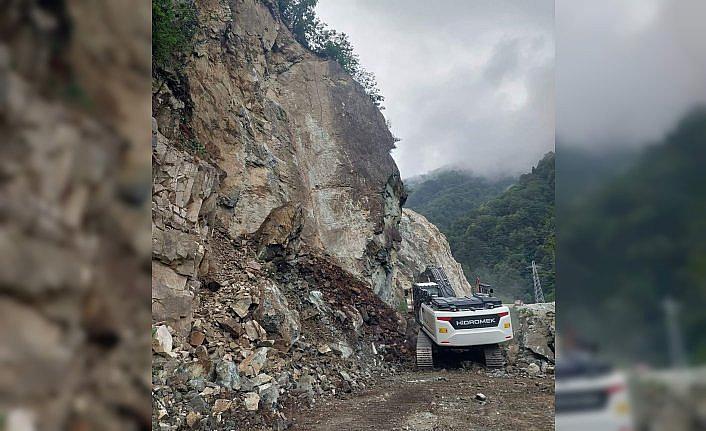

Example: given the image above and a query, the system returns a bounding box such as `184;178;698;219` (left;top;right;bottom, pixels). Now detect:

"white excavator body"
412;268;514;369
419;302;513;347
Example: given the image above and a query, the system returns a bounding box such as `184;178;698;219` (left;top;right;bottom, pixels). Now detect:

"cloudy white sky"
316;0;554;179
556;0;706;149
317;1;706;177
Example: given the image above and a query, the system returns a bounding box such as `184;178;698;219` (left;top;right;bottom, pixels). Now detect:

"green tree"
558;108;706;365
277;0;384;107
278;0;319;49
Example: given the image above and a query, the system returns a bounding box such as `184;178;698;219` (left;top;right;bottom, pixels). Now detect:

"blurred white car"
555;353;634;431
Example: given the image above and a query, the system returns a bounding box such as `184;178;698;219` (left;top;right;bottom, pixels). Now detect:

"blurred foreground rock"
0;1;151;430
631;367;706;431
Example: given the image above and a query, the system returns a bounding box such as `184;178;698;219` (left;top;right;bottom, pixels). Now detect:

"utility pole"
530;261;545;303
663;297;686;368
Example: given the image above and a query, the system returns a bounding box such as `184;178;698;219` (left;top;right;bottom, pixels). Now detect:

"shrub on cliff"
153;0;197;73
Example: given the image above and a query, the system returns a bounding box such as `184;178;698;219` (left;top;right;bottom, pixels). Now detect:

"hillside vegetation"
406;154;555;302
559;108;706;365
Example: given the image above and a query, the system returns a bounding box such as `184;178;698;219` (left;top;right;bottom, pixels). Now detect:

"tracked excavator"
413;267;513;369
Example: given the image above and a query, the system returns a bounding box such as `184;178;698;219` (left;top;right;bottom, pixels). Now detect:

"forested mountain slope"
406;154;555;302
559;108;706;365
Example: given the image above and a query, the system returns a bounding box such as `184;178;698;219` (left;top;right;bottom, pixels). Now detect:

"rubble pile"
505;302;556;376
152;228;411;430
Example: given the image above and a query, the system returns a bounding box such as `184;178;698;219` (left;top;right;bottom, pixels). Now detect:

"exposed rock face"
394;209;473;298
152;132;221;336
153;0;404;307
506;302;556;371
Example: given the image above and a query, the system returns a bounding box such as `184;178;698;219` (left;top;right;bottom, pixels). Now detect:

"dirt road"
291;368;555;431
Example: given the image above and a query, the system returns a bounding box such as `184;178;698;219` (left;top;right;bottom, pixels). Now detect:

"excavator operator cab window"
424;286;440;297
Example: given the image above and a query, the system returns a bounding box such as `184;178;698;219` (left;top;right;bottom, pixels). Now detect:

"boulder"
186;411;201;428
330;341;354;359
253;203;304;260
512;302;555;363
212;399;232;415
188;331;206;347
152;261;194;336
232;291;253;318
215;359;241;390
152;228;205;276
251;373;273;386
218;317;243;337
244;320;267;341
526;363;541;376
342;305;364;334
152;325;174;356
256;281;300;350
258;382;279;409
239;347;269;377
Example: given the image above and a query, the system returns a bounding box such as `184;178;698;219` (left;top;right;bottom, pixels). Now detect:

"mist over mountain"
404;170;515;233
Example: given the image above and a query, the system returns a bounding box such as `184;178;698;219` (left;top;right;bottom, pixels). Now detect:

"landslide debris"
152;227;410;430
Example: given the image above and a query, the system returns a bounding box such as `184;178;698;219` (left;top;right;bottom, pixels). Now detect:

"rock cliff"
394;208;473;298
153;0;405;315
151;1;410;427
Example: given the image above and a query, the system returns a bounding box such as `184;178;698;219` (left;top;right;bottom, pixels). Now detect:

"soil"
290;368;555;431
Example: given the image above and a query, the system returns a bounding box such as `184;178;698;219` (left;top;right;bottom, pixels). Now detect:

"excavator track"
416;329;434;369
483;344;504;368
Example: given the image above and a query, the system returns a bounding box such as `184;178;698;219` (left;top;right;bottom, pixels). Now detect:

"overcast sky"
316;0;554;179
557;0;706;150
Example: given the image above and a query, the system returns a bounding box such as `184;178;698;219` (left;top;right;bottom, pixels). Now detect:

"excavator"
413;267;513;369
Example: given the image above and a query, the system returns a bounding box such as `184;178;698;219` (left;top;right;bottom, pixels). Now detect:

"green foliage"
277;0;384;107
278;0;319;49
153;0;198;73
184;138;206;157
559;107;706;365
406;155;555;303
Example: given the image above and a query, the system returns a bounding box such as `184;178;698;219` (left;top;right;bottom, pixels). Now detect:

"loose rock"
244;392;260;411
152;325;174;355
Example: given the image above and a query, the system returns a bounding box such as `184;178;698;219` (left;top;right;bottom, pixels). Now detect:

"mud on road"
291;368;555;431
